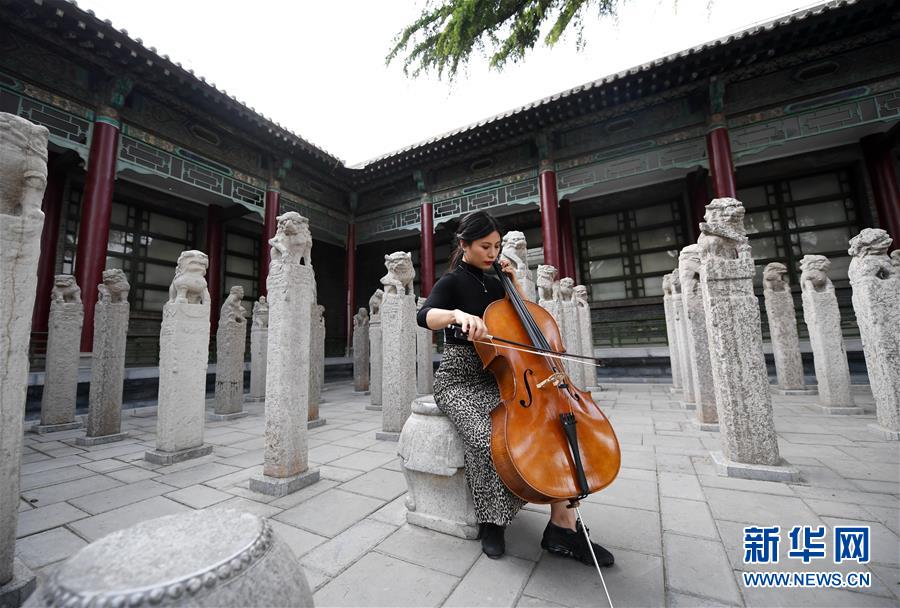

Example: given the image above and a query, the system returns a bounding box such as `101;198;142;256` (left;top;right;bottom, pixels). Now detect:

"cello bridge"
536;372;566;389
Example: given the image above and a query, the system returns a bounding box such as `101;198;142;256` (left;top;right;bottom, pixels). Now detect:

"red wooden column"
344;222;356;355
539;161;561;270
75;112;120;352
558;198;576;280
33;161;66;336
861;134;900;250
420;197;435;296
206;206;224;334
259;185;280;296
705;114;737;199
686;168;710;241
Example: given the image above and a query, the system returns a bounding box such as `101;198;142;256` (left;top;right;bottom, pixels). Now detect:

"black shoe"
541;521;614;567
478;523;506;559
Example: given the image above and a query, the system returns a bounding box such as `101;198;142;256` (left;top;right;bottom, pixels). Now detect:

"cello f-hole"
519;369;535;408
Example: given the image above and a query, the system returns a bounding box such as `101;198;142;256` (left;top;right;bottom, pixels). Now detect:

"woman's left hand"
499;258;517;282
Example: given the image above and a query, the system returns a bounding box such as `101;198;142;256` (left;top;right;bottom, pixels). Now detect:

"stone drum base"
75;432;128;447
365;404;382;412
692;420;719;432
812;404;872;416
144;443;213;465
208;411;249;422
32;420;83;434
250;469;320;497
0;558;36;607
307;418;326;429
375;431;400;442
772;387;818;396
711;451;800;483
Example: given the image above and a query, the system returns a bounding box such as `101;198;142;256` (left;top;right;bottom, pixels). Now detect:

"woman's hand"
453;309;488;342
499;258;518;283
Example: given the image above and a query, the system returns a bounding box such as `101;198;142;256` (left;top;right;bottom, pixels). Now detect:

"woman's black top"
416;261;505;345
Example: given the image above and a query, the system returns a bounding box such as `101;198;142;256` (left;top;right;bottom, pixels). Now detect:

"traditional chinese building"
2;0;898;377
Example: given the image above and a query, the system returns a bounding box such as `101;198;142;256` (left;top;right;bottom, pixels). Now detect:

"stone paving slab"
14;380;899;606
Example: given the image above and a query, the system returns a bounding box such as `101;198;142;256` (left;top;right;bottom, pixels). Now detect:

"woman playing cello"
416;210;615;564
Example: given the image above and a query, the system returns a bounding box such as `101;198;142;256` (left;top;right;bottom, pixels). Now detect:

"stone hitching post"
762;263;811;394
671;270;697;409
679;245;718;430
211;286;248;421
848;229;900;439
36;275;84;433
416;297;434;395
307;303;325;428
250;212;319;495
557;278;584;387
352;307;370;392
367;289;384;411
502;230;537;302
574;285;596;388
661;273;684;393
77;270;131;446
145;250;214;465
698;198;798;481
0;112;48;605
799;255;856;413
376;252;417;441
247;296;268;402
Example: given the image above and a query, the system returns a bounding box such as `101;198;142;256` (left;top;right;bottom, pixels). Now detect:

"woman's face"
462;231;502;269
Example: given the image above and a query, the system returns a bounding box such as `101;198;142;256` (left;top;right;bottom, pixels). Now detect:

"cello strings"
574;505;615;608
467;338;607;369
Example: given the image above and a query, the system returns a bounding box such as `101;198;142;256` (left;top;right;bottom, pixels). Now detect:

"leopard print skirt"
433;344;526;527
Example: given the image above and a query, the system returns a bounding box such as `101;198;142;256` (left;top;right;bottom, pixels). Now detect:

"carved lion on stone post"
380;252;415;295
98;269;130;304
763;262;790;293
51;275;81;304
268;211;312;266
169;250;210;304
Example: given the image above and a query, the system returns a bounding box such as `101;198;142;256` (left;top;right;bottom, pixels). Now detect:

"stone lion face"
559;277;574;289
574;285;588;300
54;274;75;286
384;252;412;269
176;250;209;274
848;228;891;257
536;265;556;280
763;263;788;279
800;255;830;275
102;269;126;283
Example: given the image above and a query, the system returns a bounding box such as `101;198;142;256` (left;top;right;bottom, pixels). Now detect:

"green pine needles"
386;0;620;80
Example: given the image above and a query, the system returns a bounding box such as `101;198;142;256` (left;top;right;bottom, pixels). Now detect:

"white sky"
75;0;826;166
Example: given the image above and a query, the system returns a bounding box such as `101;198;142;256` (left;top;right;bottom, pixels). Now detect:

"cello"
470;261;621;504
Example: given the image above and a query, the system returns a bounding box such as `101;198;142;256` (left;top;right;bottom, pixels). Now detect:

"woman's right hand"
454;309;488;342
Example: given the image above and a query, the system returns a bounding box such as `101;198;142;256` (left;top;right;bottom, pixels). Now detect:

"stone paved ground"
16;382;899;607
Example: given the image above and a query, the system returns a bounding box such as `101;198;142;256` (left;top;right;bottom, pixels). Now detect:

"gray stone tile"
864;505;900;536
313;552;457;607
338;468;407;501
269;479;339;510
215;449;265;468
444;553;535;607
68;479;174;514
69;496;192;542
704;487;821;528
14;527;88;568
164;484;232;509
659;471;705;501
275;489;384;537
661;497;719;540
329;450;398;472
77;459;130;474
868;565;899;601
576;502;662;556
309;444;360;464
585;477;659;512
16;502;89;538
153;461;242;488
208;496;281;520
376;524;482;577
269;520;328;559
318;465;365;482
104;466;160;483
79;442;149;461
664;532;741;604
791;486;899;509
21;474;122;508
19;465;95;491
803;498;875;520
367;494;408;528
667;591;739;607
506;509;551;562
524;548;664;608
698;474;797;497
202;464;262;489
516;594;568;607
19;454;90;475
301;519;396;577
